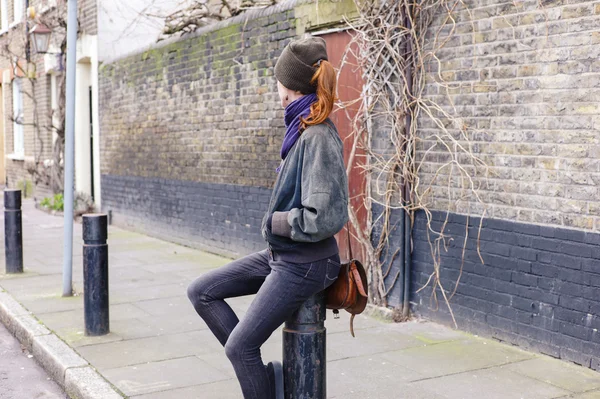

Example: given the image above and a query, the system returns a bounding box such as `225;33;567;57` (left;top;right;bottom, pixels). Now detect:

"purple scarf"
277;93;317;172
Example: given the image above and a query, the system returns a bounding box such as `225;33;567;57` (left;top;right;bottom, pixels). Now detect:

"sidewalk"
1;200;600;399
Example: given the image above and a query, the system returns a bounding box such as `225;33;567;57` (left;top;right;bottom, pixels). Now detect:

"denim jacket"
261;120;349;263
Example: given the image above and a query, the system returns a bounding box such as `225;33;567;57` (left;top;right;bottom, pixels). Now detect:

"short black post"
4;189;23;274
83;214;109;336
283;291;326;399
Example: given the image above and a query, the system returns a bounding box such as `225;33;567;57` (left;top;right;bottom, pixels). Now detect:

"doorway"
318;30;367;264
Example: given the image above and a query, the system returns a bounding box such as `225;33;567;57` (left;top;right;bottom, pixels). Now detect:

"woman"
187;36;348;399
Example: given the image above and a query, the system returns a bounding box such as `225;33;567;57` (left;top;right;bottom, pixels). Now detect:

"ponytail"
300;60;337;130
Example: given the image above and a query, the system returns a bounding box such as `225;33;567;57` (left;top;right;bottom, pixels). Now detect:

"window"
13;0;23;23
0;0;8;31
12;79;24;156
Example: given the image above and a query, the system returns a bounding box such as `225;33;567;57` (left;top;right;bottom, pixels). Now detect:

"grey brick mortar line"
0;287;125;399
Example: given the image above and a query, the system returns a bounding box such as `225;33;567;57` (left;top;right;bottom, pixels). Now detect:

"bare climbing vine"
155;0;278;40
2;2;69;193
340;0;489;326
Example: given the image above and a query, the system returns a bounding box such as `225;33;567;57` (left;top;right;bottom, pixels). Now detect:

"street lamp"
29;24;52;54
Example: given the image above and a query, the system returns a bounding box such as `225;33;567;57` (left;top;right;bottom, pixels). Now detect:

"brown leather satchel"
325;223;368;337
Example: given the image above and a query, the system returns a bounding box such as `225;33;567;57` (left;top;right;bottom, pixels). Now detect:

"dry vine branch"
156;0;278;40
339;0;490;327
1;3;69;193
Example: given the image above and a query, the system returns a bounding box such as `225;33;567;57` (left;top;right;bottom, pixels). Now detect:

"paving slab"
327;326;425;358
560;391;600;399
410;366;571;399
327;352;426;398
2;200;600;399
77;329;224;371
102;356;229;396
504;357;600;393
380;336;535;378
130;378;244;399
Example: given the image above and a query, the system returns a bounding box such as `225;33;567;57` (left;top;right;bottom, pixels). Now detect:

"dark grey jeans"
187;249;341;399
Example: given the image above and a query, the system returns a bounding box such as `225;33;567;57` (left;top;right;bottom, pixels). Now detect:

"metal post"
283;292;326;399
4;190;23;274
83;214;109;336
62;0;77;297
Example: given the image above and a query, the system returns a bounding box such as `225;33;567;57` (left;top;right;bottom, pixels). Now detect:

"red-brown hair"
300;60;337;130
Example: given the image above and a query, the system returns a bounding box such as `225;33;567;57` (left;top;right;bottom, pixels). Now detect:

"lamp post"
28;6;76;297
62;0;77;297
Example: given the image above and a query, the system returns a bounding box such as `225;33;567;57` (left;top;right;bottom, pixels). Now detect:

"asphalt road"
0;322;67;399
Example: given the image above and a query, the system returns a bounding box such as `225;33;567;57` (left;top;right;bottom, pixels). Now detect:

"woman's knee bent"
186;276;212;308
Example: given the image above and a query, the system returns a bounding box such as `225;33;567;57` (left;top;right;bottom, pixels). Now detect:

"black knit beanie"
274;37;328;94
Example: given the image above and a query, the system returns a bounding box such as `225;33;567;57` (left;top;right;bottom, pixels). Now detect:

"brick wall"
371;0;600;371
99;0;600;369
0;0;64;197
409;211;600;370
99;2;298;257
418;0;600;231
79;0;97;35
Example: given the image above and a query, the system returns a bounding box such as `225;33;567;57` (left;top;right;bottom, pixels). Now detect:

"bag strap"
351;264;367;297
345;223;353;261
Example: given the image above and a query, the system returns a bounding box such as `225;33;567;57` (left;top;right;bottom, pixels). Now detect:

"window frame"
0;0;8;31
12;78;24;157
13;0;23;24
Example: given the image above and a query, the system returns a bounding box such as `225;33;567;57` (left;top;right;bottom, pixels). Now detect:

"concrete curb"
0;289;124;399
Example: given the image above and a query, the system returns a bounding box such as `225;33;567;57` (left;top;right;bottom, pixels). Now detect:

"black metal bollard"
283;291;326;399
4;190;23;274
83;214;109;336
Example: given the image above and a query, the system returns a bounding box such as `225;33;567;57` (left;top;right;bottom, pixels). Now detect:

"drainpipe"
402;3;414;319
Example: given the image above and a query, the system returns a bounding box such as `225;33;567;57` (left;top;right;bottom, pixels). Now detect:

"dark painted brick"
555;228;586;243
516;260;532;273
494;304;517;319
532;340;561;358
539;226;557;238
102;175;270;257
532;237;560;252
551;332;587;353
409;211;596;371
516;323;555;343
513;223;540;236
511;271;538;286
555;306;587;324
516;310;533;325
560;347;592;367
538;251;552;264
512;296;538;312
488;254;519;269
584;232;600;246
559;321;591;341
537;276;557;291
491;267;513;281
531;262;559;278
582;258;600;274
552;253;582;269
532;314;560;332
510;246;537;261
560;242;593;258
